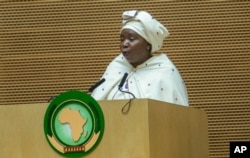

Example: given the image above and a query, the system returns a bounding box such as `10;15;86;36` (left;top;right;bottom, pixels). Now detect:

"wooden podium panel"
0;99;208;158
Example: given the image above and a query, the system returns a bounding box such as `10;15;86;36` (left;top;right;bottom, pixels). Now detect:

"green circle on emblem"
44;90;105;157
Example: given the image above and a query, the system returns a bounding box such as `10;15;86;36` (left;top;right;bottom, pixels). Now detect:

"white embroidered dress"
91;53;189;106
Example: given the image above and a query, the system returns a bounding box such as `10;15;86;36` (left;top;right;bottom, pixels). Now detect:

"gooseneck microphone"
118;73;128;90
88;78;106;93
118;72;136;114
48;78;105;102
118;73;135;99
118;72;136;99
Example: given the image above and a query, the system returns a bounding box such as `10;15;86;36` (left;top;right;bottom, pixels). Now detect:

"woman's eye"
129;37;135;41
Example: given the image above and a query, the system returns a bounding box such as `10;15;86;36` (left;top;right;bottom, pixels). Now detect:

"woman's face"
120;29;151;67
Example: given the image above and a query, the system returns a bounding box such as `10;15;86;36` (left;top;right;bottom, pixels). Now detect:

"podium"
0;99;209;158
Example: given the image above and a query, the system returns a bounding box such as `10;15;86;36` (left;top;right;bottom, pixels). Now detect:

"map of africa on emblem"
44;90;105;157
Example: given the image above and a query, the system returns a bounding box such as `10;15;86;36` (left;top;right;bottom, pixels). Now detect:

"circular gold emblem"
44;90;104;157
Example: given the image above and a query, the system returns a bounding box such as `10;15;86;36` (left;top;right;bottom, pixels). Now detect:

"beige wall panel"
0;1;250;158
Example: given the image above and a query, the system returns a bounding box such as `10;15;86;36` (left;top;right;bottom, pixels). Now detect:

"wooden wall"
0;1;250;158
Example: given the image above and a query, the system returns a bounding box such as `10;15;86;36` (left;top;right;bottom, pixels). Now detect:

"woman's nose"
121;40;129;47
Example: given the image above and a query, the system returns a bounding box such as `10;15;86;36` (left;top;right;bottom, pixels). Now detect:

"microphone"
118;73;135;99
88;78;106;93
118;72;135;114
48;78;105;102
118;73;128;90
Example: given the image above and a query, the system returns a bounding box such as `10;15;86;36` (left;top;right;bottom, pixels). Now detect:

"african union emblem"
44;90;105;157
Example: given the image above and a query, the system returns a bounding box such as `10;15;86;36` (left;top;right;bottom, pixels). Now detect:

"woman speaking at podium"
91;10;189;106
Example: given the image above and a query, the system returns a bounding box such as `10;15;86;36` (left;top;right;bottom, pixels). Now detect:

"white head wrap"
121;10;169;53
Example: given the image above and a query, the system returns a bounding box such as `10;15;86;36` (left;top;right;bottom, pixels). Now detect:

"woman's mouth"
122;50;130;57
122;51;128;56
